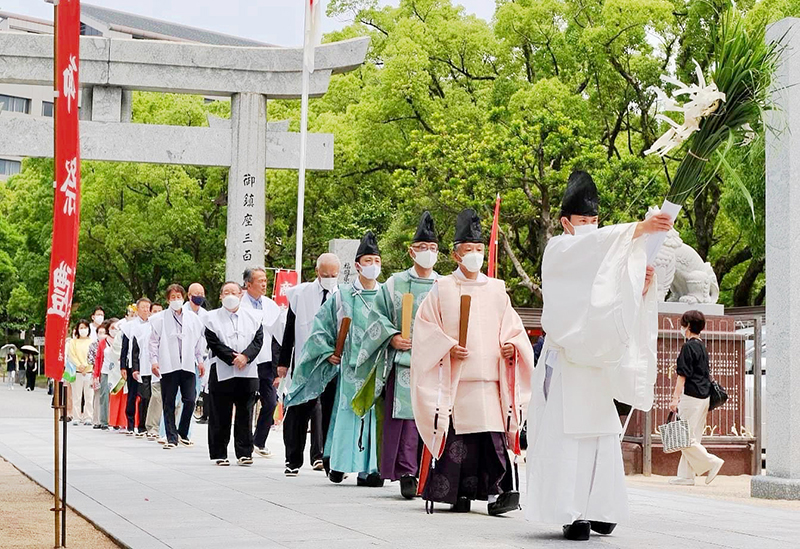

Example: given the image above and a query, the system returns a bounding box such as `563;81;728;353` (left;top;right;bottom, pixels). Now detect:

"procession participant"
354;212;440;498
94;319;120;430
286;233;384;486
525;170;668;541
89;307;105;342
89;323;108;427
120;298;151;435
240;267;284;458
185;283;210;424
150;284;206;450
412;209;535;515
204;282;264;466
131;302;163;438
278;253;340;476
67;319;94;426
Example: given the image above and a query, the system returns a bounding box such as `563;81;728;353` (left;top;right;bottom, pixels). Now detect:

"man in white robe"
240;266;284;458
525;170;671;541
204;282;264;466
277;254;340;476
149;284;206;449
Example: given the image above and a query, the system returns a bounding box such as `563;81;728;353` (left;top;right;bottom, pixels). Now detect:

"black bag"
708;380;728;411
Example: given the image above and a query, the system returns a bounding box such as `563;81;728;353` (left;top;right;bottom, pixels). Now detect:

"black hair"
680;310;706;335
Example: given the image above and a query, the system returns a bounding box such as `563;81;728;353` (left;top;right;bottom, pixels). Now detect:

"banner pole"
52;2;61;545
61;381;67;546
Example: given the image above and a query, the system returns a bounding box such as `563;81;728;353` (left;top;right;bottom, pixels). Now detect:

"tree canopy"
1;0;790;342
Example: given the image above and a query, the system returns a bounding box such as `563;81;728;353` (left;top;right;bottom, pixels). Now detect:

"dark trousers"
125;371;139;431
253;363;277;449
207;377;257;460
161;370;197;444
283;377;337;470
26;368;37;390
136;375;152;433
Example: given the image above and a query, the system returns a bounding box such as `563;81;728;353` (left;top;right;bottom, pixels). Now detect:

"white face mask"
459;251;484;273
93;315;104;325
319;277;338;292
169;298;184;311
222;294;240;311
78;328;90;338
413;249;438;270
359;264;381;281
571;222;598;236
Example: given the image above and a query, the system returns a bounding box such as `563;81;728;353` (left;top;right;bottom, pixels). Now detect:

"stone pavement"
1;388;798;549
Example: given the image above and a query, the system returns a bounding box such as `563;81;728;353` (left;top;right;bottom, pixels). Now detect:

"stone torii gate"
0;32;368;280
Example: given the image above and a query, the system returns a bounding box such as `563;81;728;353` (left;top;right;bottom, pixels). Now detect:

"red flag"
272;270;299;310
44;0;81;380
487;194;501;278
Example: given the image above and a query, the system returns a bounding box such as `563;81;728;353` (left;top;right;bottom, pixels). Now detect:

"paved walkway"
1;388;798;549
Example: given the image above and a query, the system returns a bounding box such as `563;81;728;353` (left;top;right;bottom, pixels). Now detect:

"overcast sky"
0;1;496;47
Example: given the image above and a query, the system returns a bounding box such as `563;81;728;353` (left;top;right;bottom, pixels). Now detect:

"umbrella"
0;344;17;357
21;345;39;355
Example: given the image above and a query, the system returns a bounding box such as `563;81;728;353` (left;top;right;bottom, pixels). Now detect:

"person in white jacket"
149;284;206;450
240;266;284;458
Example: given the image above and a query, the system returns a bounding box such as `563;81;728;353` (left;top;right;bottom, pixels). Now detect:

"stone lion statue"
647;207;720;304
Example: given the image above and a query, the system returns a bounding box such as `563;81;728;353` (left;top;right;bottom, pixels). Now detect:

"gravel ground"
0;458;119;549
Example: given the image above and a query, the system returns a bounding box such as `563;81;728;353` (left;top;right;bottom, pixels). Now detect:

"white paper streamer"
645;199;682;265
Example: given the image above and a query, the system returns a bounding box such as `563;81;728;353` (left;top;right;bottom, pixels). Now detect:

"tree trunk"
733;257;765;306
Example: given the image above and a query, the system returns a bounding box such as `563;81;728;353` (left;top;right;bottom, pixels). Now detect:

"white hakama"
525;349;629;525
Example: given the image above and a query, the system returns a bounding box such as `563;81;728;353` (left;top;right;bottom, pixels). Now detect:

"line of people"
50;169;678;543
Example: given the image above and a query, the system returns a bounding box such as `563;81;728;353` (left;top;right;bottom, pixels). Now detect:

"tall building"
0;3;270;179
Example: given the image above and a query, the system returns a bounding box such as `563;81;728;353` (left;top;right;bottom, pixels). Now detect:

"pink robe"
411;273;535;459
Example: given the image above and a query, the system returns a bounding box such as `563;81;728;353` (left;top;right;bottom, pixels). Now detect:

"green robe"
285;282;381;474
352;268;438;419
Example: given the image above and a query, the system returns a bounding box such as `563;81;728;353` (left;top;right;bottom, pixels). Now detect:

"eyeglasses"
411;244;439;252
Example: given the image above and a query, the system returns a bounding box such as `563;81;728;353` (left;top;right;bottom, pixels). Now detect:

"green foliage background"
2;0;792;343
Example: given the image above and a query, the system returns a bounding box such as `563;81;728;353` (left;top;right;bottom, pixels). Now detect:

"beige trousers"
677;394;719;478
71;372;94;422
145;380;162;434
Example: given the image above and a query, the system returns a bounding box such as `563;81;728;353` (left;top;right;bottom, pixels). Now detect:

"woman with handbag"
668;310;725;485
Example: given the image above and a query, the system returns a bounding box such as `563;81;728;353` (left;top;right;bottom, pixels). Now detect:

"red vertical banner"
487;195;501;278
272;270;299;310
44;0;81;379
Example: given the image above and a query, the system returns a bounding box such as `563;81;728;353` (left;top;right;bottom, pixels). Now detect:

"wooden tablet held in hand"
459;295;471;348
334;317;352;359
401;293;414;340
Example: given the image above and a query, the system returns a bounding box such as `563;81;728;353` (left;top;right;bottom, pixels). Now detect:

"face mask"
571;222;598;236
169;298;184;311
319;277;338;292
222;294;240;311
413;249;438;270
109;328;119;338
93;315;104;325
459;251;484;273
359;264;381;280
78;328;90;338
190;295;205;307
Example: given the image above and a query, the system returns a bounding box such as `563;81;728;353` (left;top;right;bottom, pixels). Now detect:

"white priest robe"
203;307;263;382
148;309;206;376
525;223;658;525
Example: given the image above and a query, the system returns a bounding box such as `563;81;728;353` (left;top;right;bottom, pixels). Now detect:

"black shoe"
450;497;471;513
328;470;346;484
100;425;109;431
196;418;208;425
92;424;102;430
590;521;616;535
356;473;384;488
400;475;418;499
284;467;299;477
563;520;591;541
487;491;520;516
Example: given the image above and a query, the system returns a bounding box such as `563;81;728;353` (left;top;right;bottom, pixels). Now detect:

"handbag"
659;411;692;453
708;380;728;411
